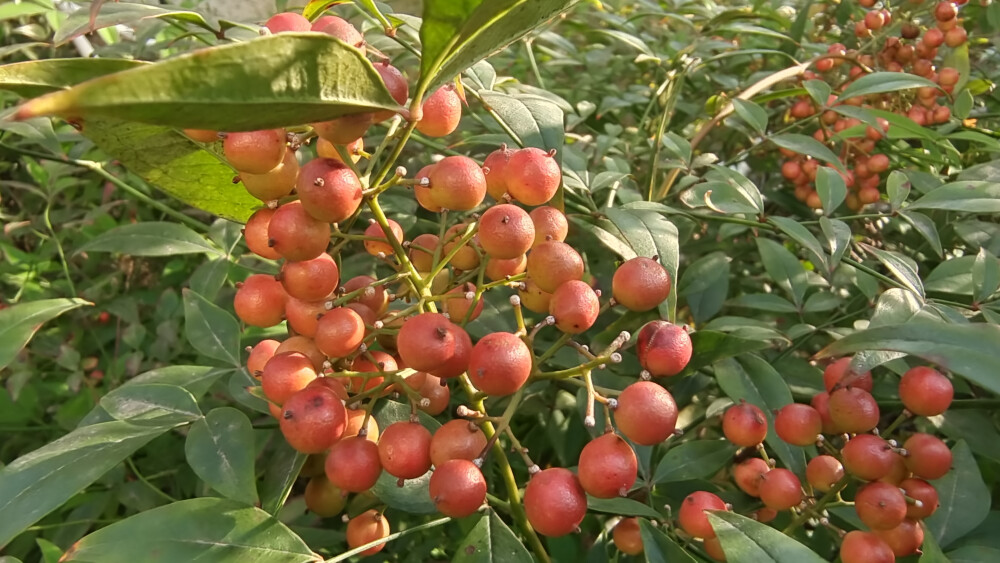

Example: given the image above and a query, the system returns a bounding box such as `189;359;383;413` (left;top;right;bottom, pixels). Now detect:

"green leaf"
53;3;215;46
727;293;798;313
770;134;844;173
683;330;774;374
715;356;807;477
953;89;974;120
453;510;533;563
477;91;564;151
919;521;949;563
604;208;680;322
639;519;698;563
886;170;911;211
862;245;925;298
899;210;943;259
0;421;172;547
814;167;846;215
183;289;242;367
931;411;1000;464
815;322;1000;395
756;238;808;307
76;222;221;257
973;248;1000;304
0;298;90;370
190;258;230;302
587;497;662;519
100;384;201;426
419;0;575;91
696;181;761;214
801;79;830;107
0;58;146;98
948;546;1000;563
259;439;307;515
731;99;768;135
908;182;1000;213
185;408;258;506
769;216;827;273
17;35;400;130
652;440;736;483
81;120;260;223
677;252;731;324
926;441;990;548
819;217;851;268
837;72;938;101
61;498;320;563
372;468;435;514
707;511;826;563
598;30;654;56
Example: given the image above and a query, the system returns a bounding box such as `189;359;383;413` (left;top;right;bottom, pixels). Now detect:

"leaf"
0;298;90;370
919;521;949;563
770;134;845;173
478;91;564;151
185;408;258;506
925;441;991;548
814;167;846;215
731;99;767;135
953;89;974;120
419;0;575;91
677;252;731;324
714;356;807;477
77;222;221;257
0;58;146;98
598;30;654;56
587;497;662;519
189;258;230;302
908;182;1000;213
81;119;261;223
183;289;242;367
698;181;762;214
652;440;736;483
17;35;400;130
837;72;938;101
453;510;533;563
61;498;320;563
815;322;1000;395
819;217;851;268
0;421;172;547
604;208;680;322
756;238;808;307
899;210;943;259
973;248;1000;303
259;439;307;515
768;216;827;273
682;331;776;375
53;3;214;46
932;411;1000;464
372;469;435;514
862;245;925;298
639;519;698;563
707;511;826;563
100;384;201;426
801;79;830;107
727;293;798;313
948;546;1000;563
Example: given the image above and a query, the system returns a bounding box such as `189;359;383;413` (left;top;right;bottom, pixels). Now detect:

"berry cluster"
780;1;968;211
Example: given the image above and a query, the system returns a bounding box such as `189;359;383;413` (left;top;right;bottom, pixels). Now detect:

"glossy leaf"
453;510;532;563
53;3;215;46
678;252;731;324
17;35;400;130
708;511;826;563
899;210;943;259
769;216;827;273
652;440;736;483
819;217;851;268
838;72;938;101
587;497;662;520
0;421;172;547
682;330;773;374
639;519;697;563
182;289;242;367
727;293;798;313
478;91;564;151
259;439;307;516
371;469;435;514
756;238;808;307
731;99;767;135
973;248;1000;303
0;298;90;370
926;441;990;548
60;498;321;562
100;384;201;426
80;366;227;427
862;244;925;298
0;58;146;98
908;182;1000;213
770;134;844;173
814;167;846;215
185;408;258;506
76;222;222;257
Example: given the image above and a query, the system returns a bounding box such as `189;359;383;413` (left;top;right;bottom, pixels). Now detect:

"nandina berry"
524;468;587;537
372;62;409;122
317;15;364;48
842;434;896;481
612;257;672;312
276;337;324;371
903;433;952;479
223;129;285;174
261;352;317;405
828;387;880;433
732;457;770;497
396;313;457;372
429;459;487;518
247;339;280;377
363;218;404;257
244;208;281;260
935;1;958;21
326;436;382;492
526;241;584;293
443;282;484;322
340;274;389;315
408;233;440;271
517;278;552;313
505;147;561;205
348;351;397;394
427;155;487;211
478;203;535;259
267;201;331;262
413;164;440;212
636;321;693;377
898;366;953;416
234;274;288;327
346;510;390;557
855;481;907;531
416;84;462;137
404;372;451;416
874;518;924;557
314;307;365;359
279;385;347;454
284;297;326;338
823;357;873;392
483;145;514;200
183;128;218;143
316;136;362;163
722;401;768;447
806;455;845;492
430;419;487;467
468;331;532;396
900;478;939;519
612;517;643;555
879;451;909;486
280;253;339;302
810;391;838;434
241;148;298;202
758;468;802;510
485;254;527;282
296;158;363;224
378;421;432;479
577;433;638;498
549;280;600;334
313;113;373;145
841;531;894;563
427;323;472;379
944;26;967;47
303;475;345;517
442;223;480;270
864;10;885;31
341;406;378;440
774;403;822;446
678;491;727;539
614;381;678;445
529;206;569;247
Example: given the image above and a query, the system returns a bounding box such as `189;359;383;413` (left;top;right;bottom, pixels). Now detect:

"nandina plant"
0;1;998;562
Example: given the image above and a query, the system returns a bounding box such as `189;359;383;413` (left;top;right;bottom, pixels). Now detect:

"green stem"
43;198;77;296
782;474;851;535
524;39;546;89
323;517;452;563
126;457;178;504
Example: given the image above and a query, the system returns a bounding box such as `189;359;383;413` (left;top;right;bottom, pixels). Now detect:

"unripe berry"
758;468;802;510
612;257;672;312
267;201;331;262
314;307;365;359
900;478;939;519
326;436;382;492
506;147;561;206
549;280;600;334
478;204;535;259
840;531;894;563
363;218;404;257
722;402;768;447
346;510;389;556
483;145;514;200
303;475;345;517
526;241;584;293
234;274;287;327
614;381;678;445
224;129;285;174
529;206;569;247
378;421;432;479
485;254;527;282
443;282;484;322
903;433;952;479
732;457;770;497
855;481;907;530
468;332;532;396
430;419;487;467
518;278;552;313
279;385;347;454
442;223;480;271
842;434;896;481
612;517;643;555
774;403;822;446
523;468;587;537
408;233;439;271
828;387;880;433
261;352;317;405
281;253;339;302
244;208;281;260
806;455;844;492
577;433;638;498
416;85;462;137
241;148;299;201
678;491;727;538
874;518;924;557
636;321;693;377
429;459;487;518
823;357;873;392
898;366;953;416
428;155;487;211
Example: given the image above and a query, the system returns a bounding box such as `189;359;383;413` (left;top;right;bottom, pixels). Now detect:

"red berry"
612;257;672;312
478;203;535;259
279;385;347;454
612;517;644;555
732;457;770;497
614;382;678;445
523;468;587;537
505;147;561;206
223;129;285;174
280;253;339;302
898;367;953;416
378;422;432;480
549;280;600;334
842;434;896;481
903;433;952;479
267;201;331;262
483;145;515;200
371;62;408;123
261;352;317;405
636;321;693;377
397;313;457;373
429;419;487;467
468;332;532;396
806;455;845;492
427;155;487;211
234;274;287;327
775;404;822;446
526;241;584;293
823;357;873;392
900;478;939;519
577;433;638;499
758;468;802;510
529;206;569;247
296;158;364;224
678;491;727;539
416;85;462;137
828;387;880;433
855;481;907;530
429;459;487;518
346;510;389;556
722;402;769;447
247;339;280;377
314;307;365;359
810;392;838;434
326;437;382;492
840;531;894;563
874;518;924;557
